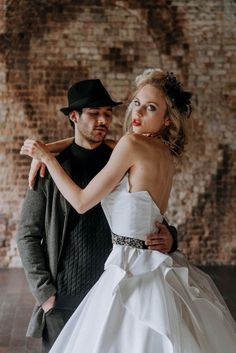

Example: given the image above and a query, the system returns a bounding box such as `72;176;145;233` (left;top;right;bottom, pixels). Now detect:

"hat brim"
60;99;122;116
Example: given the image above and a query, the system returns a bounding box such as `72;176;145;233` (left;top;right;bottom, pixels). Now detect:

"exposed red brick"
0;0;236;267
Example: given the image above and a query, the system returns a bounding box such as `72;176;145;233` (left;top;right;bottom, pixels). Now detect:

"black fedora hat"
60;79;122;115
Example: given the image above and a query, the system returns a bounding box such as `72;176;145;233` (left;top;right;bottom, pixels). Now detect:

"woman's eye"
147;104;156;111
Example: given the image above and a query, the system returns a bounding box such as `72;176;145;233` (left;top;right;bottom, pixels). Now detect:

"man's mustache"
94;125;108;130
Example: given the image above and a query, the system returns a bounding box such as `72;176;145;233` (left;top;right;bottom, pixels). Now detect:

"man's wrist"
168;225;178;253
162;219;178;253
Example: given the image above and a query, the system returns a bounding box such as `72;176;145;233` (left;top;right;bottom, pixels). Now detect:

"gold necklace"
141;132;174;152
141;132;162;139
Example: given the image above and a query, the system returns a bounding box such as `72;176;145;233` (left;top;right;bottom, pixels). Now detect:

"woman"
21;69;236;353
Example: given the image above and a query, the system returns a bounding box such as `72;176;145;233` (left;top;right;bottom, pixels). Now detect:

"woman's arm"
28;139;116;189
21;135;135;214
28;137;74;188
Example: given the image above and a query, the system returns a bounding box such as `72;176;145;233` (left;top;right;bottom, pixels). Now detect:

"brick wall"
0;0;235;267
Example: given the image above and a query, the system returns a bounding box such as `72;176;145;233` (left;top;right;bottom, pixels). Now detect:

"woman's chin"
132;126;142;134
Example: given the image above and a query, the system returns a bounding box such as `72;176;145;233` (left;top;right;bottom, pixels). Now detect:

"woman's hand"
20;139;53;164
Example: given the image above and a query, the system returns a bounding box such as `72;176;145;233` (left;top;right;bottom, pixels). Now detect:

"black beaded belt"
112;233;148;250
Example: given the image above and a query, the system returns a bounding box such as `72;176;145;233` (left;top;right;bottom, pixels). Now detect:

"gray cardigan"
17;151;72;337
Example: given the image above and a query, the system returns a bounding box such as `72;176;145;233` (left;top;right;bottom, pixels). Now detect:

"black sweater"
57;142;113;306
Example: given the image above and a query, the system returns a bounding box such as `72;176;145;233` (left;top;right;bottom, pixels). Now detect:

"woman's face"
131;84;169;135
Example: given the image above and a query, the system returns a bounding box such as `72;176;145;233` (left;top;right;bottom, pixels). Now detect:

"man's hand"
42;295;56;313
28;159;46;189
145;222;173;253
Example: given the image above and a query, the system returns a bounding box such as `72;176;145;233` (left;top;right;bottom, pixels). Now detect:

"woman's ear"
164;116;171;126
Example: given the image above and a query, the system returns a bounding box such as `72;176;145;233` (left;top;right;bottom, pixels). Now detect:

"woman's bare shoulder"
104;133;140;149
117;133;142;149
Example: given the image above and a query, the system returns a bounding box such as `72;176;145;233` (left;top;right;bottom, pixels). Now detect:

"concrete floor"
0;267;235;353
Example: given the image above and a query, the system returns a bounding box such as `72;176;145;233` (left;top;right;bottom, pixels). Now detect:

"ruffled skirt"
49;246;236;353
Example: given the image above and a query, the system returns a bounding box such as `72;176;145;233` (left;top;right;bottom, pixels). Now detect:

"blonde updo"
124;68;192;158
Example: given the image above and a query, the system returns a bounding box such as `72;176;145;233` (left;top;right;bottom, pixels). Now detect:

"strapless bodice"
101;174;163;241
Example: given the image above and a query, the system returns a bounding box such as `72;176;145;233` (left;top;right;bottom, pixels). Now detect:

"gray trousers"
42;307;74;353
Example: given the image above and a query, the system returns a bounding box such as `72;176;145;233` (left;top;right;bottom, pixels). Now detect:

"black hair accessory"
164;72;192;118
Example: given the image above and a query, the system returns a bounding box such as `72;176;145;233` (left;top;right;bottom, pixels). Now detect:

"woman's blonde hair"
124;68;192;158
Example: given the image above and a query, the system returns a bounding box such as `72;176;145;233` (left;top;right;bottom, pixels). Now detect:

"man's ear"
69;111;78;124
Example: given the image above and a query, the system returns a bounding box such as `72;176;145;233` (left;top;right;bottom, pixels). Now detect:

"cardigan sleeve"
17;175;57;306
162;218;178;253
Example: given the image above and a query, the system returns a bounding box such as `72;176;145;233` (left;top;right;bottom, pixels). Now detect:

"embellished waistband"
112;233;148;250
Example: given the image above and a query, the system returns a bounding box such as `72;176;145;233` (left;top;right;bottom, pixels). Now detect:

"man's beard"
85;127;108;143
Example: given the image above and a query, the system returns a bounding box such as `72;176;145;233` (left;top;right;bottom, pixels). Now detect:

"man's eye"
133;100;140;106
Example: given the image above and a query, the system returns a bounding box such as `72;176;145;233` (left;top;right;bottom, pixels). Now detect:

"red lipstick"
132;119;141;126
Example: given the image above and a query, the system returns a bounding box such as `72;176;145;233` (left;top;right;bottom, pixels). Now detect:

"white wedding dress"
49;174;236;353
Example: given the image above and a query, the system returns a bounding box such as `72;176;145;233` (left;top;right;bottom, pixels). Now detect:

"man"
17;79;178;353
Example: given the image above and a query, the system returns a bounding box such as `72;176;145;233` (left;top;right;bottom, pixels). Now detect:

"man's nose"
97;114;109;124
